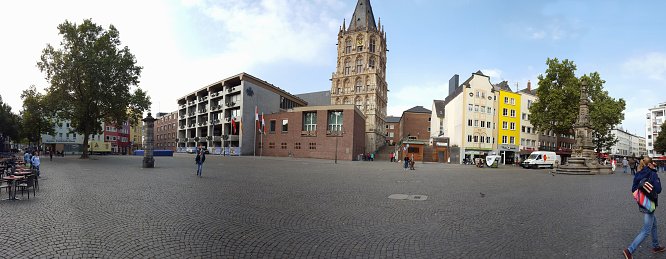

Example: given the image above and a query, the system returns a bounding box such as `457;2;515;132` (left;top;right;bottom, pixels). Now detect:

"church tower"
331;0;388;153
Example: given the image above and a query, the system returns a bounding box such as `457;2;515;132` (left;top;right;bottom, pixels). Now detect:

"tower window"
369;59;375;70
369;39;376;53
356;60;363;73
356;81;363;92
345;61;351;75
345;40;352;54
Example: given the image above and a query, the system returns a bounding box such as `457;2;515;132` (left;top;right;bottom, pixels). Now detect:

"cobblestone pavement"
0;154;658;258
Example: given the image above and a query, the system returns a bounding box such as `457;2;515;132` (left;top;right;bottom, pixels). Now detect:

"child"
404;157;409;170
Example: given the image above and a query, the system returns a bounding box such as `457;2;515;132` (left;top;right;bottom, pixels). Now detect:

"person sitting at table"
31;151;41;178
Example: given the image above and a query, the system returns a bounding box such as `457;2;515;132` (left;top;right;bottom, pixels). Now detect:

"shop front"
519;147;537;162
499;144;519;165
463;148;493;164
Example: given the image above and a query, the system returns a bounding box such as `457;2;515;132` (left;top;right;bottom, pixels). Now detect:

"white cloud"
622;52;666;80
481;69;502;81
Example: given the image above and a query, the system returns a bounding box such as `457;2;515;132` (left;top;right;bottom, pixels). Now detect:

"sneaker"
622;249;631;259
654;246;665;253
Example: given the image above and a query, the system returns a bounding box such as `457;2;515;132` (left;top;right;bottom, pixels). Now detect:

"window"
510;109;516;117
345;40;351;54
493;137;495;144
474;120;479;127
488;108;492;114
480;106;486;113
282;120;288;132
328;111;343;131
502;135;508;144
270;120;276;133
481;121;485;128
473;136;478;143
369;39;376;53
476;91;480;97
390;125;394;129
269;142;275;149
481;92;485;98
510;98;515;105
309;143;316;150
532;140;536;146
503;108;508;116
468;120;473;126
468;104;473;111
504;97;509;104
527;100;532;108
304;112;317;131
474;105;479;112
428;117;431;122
389;132;394;137
356;60;363;73
527;127;531;134
502;121;508;129
369;59;375;70
281;143;287;149
522;113;527;120
487;121;491;129
345;61;351;75
486;137;491;143
468;135;472;142
355;99;362;110
294;142;301;149
510;122;516;130
510;136;515;145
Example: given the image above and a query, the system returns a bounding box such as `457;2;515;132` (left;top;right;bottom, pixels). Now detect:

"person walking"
24;151;31;166
390;153;394;163
623;157;665;258
404;156;409;170
49;147;53;161
630;158;637;175
31;151;41;178
195;148;205;178
623;157;629;174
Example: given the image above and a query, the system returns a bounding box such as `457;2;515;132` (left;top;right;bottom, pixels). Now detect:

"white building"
516;82;538;158
646;102;666;158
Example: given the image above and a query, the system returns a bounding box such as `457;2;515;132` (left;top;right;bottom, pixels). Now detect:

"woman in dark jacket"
623;157;665;258
195;148;206;178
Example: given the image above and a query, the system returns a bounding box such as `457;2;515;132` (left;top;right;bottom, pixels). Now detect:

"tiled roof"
433;100;445;117
404;105;431;114
386;116;400;123
296;91;331;107
349;0;377;30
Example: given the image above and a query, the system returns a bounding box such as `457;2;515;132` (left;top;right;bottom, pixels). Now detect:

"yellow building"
130;120;143;152
498;89;521;164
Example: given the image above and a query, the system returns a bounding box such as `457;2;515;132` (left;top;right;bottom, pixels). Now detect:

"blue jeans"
196;163;203;176
623;165;627;173
629;212;660;253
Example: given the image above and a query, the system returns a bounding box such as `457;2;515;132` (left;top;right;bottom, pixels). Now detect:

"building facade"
398;106;431;142
42;120;85;154
386;116;400;146
255;105;365;161
130;121;143;152
176;73;306;155
442;71;498;161
497;87;521;164
430;100;445;141
517;83;538;159
330;0;388;153
155;111;178;152
646;102;666;158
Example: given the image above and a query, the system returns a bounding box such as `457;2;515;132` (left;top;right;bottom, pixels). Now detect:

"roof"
296;91;331;107
517;87;536;96
404;106;431;114
433;100;445;117
386;116;400;123
494;81;513;92
349;0;377;30
440;71;489;109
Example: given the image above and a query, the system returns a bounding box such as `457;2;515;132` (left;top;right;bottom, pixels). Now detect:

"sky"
1;0;665;138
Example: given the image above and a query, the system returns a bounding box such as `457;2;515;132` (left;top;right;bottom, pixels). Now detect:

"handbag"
634;177;658;213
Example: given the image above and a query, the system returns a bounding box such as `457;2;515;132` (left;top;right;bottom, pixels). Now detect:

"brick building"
155;111;178;152
398;106;431;142
386;116;400;145
256;105;365;161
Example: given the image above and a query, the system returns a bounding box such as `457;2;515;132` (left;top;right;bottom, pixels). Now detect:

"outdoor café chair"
17;175;36;199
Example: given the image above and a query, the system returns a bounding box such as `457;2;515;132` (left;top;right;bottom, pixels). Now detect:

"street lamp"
334;125;345;164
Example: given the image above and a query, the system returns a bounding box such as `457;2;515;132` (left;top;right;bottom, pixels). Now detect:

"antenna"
516;82;519;92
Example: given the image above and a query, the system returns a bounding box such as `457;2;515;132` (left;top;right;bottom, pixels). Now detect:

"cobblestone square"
0;154;653;258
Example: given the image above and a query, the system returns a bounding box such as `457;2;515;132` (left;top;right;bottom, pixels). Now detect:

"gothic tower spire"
349;0;376;30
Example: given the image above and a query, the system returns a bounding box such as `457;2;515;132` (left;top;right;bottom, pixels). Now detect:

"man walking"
622;157;628;173
630;158;637;175
195;148;206;178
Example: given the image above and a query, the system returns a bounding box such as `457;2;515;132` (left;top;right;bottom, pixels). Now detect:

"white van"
522;151;558;169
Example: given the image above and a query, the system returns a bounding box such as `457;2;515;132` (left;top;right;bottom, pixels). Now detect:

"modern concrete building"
176;72;307;155
155;111;178;152
330;0;388;153
255;105;365;161
646;102;666;158
42;120;85;154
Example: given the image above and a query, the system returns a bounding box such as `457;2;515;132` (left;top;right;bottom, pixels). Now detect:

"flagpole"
254;106;257;157
260;130;263;157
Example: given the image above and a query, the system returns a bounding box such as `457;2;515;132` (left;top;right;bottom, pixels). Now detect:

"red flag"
262;113;265;134
231;115;236;134
255;106;260;132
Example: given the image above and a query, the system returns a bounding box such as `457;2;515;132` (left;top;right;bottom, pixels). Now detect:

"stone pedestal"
142;113;155;168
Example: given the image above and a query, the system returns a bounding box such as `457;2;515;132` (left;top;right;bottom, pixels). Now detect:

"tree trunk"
81;128;89;159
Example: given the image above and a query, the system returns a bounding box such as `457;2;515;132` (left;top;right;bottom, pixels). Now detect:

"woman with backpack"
623;157;665;258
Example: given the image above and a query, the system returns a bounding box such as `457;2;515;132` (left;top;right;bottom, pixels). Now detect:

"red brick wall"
387;122;400;145
400;113;431;141
256;107;365;161
155;112;178;152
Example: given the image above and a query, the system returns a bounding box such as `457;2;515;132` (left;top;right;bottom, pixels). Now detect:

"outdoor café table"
14;171;31;176
3;175;24;200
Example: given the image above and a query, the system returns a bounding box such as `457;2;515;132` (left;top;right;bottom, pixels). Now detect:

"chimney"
527;81;531;92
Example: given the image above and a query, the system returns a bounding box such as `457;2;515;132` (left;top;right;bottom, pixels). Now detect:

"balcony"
188;138;196;142
180;114;185;119
212;136;222;142
179;104;186;109
198;108;207;114
225;101;238;108
198;96;208;102
197;138;207;143
179;125;185;129
198;121;208;127
301;131;317;136
229;135;239;141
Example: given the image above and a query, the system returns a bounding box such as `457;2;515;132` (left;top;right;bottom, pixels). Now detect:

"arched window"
355;80;363;92
355;98;362;110
369;38;376;53
345;60;351;75
345;38;352;54
356;59;363;73
369;58;375;70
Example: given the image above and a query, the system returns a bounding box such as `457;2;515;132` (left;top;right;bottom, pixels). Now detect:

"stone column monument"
555;79;612;175
142;113;155;168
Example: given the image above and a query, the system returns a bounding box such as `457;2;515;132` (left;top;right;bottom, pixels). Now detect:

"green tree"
655;123;666;155
529;58;626;152
582;72;626;153
20;85;56;147
37;19;151;158
0;95;21;151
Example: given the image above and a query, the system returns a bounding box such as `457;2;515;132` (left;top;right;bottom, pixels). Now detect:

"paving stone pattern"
0;155;657;258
